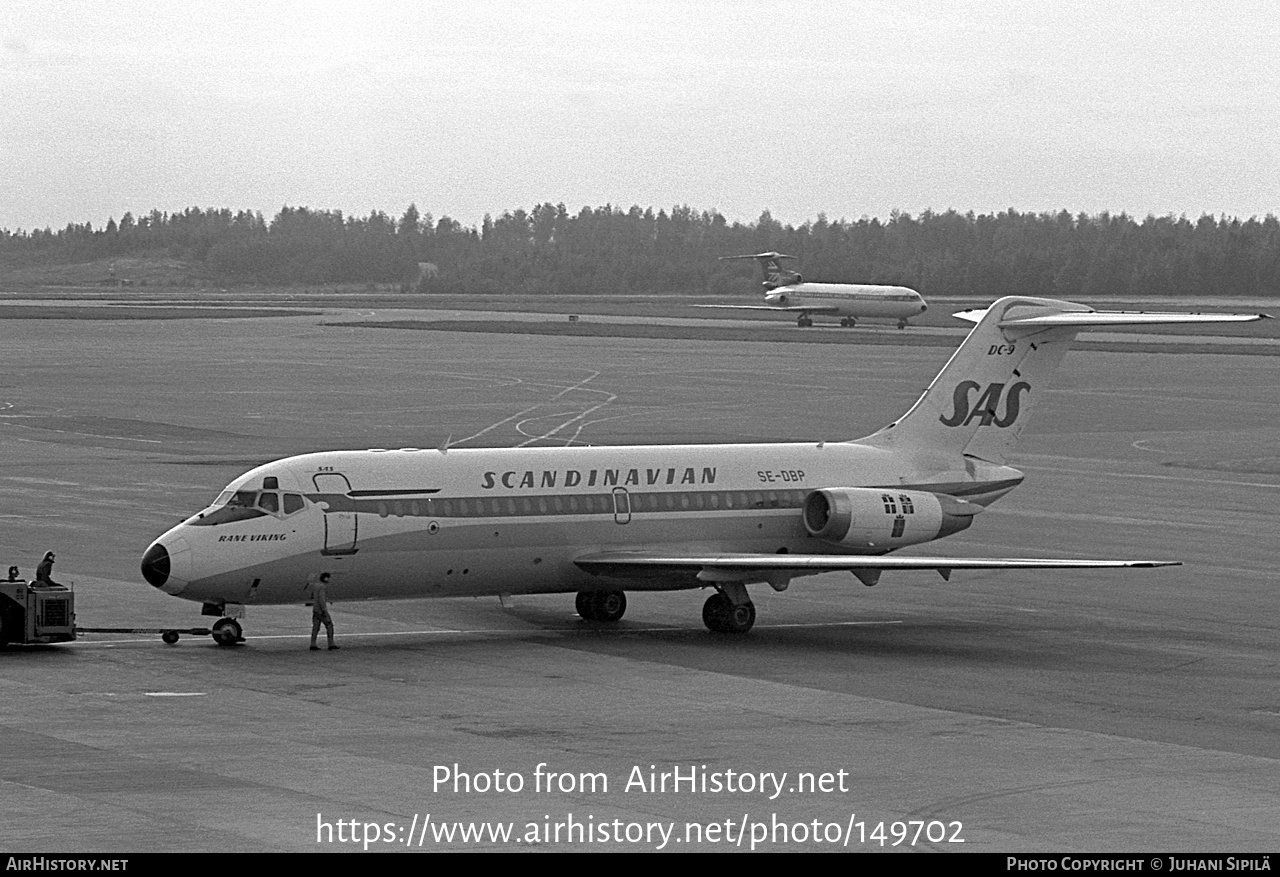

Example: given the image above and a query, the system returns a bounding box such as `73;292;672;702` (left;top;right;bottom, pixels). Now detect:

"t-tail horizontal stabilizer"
719;252;800;288
954;305;1272;327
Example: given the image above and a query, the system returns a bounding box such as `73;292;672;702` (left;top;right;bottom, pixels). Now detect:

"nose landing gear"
212;617;244;647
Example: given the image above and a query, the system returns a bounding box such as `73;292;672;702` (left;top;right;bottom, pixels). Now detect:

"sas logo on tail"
939;380;1031;428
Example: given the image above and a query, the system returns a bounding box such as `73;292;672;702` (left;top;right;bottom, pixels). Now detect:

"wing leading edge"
575;551;1179;588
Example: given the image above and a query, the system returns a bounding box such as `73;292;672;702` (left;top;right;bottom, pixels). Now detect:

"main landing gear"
796;314;814;328
572;586;758;634
575;589;627;623
839;317;857;328
897;318;909;329
702;584;756;634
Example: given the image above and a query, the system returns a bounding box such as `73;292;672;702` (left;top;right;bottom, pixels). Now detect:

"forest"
2;203;1278;299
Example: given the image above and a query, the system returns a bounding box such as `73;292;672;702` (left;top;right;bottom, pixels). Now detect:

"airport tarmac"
2;307;1278;852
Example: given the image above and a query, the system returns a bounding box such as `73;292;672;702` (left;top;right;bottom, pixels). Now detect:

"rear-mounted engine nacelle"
803;488;978;548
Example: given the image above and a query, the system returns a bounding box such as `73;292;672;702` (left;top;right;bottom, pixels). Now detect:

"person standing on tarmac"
34;552;61;587
309;573;339;651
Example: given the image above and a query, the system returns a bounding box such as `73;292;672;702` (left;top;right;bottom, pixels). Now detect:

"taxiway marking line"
66;619;905;647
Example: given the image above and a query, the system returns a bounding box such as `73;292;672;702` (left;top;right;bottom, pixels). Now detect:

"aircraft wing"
692;304;846;315
575;551;1178;586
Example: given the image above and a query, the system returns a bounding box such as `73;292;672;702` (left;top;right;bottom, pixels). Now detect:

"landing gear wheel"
212;618;243;647
590;590;627;623
575;591;594;620
840;317;856;328
162;630;180;645
723;601;756;634
797;315;813;328
897;319;908;329
702;593;755;634
702;592;730;631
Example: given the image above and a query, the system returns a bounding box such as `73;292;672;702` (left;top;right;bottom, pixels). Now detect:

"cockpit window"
188;484;306;526
189;489;269;527
227;490;258;509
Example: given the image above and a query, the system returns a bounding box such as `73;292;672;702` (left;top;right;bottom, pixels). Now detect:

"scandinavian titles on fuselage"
481;466;717;490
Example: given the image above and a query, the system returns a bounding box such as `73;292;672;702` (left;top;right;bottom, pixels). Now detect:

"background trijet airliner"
141;296;1266;646
699;252;928;328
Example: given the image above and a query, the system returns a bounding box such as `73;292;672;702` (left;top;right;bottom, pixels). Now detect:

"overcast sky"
3;1;1277;233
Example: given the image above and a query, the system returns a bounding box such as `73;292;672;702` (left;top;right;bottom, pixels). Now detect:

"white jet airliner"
141;296;1267;646
699;252;928;328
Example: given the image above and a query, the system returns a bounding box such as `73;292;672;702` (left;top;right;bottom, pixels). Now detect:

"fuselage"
141;440;1022;609
763;283;927;320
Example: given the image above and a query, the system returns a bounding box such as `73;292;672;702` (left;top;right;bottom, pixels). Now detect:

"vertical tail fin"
720;252;802;289
862;296;1269;465
863;297;1084;464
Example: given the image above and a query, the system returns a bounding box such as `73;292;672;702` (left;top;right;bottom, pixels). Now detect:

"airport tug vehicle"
0;569;227;647
0;576;76;646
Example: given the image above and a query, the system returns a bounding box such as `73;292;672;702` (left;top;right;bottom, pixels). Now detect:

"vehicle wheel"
162;630;180;645
702;592;730;632
212;618;242;647
591;590;626;623
722;601;756;634
575;591;595;620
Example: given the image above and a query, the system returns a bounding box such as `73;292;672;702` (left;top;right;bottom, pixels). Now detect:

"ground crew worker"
309;573;338;651
34;552;61;587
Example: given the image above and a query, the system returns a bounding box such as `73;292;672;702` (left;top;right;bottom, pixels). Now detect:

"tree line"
2;203;1278;298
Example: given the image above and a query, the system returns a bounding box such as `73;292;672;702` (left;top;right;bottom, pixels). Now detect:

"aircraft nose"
141;542;170;588
141;536;191;594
